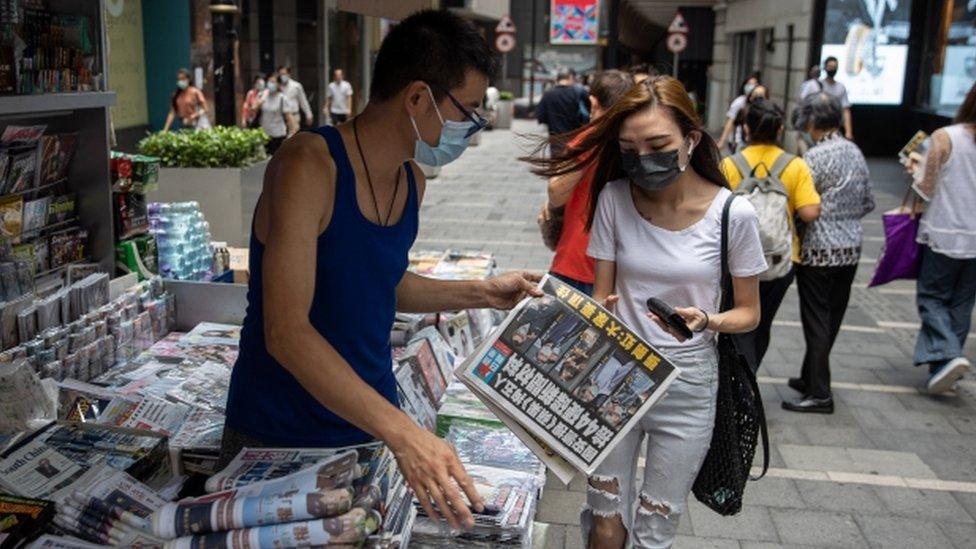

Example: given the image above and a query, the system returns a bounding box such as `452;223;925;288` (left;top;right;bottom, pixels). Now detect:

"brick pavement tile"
874;487;974;524
830;353;894;371
740;543;822;549
765;422;811;447
536;489;584;525
777;444;938;478
674;535;742;548
854;515;954;548
833;389;909;411
686;500;779;542
531;522;566;549
769;509;867;548
949;493;976;525
850;407;960;435
895;392;972;414
939;521;976;549
946;415;976;434
742;477;805;509
562;525;583;549
824;367;886;385
795;480;886;514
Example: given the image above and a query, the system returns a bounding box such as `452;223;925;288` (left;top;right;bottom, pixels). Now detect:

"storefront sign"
550;0;600;45
819;0;913;105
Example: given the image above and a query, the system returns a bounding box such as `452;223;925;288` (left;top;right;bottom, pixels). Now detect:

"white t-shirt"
798;78;823;101
587;183;767;350
726;95;747;120
259;92;287;138
820;79;851;108
328;80;354;114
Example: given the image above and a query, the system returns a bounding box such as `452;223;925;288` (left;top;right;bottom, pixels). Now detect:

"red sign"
666;33;687;54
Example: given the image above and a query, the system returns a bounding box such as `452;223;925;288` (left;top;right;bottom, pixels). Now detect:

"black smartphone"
646;297;694;340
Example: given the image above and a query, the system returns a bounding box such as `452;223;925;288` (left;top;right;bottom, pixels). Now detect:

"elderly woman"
785;92;875;413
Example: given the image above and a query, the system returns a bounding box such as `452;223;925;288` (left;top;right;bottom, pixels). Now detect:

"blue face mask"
410;86;476;167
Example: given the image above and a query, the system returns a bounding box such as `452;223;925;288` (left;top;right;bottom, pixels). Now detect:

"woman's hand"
601;294;619;313
647;306;708;342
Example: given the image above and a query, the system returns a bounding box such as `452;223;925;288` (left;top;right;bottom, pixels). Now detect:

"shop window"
917;0;975;117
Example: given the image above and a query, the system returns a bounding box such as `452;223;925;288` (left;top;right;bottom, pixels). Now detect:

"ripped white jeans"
581;344;719;549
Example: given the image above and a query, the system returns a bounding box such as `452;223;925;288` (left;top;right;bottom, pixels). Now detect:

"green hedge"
138;126;270;168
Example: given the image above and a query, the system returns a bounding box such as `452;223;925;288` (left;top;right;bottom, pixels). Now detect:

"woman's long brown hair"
523;75;728;230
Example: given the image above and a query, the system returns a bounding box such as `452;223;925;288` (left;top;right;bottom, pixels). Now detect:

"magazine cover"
179;322;241;347
438;310;475;358
0;195;23;239
22;196;50;234
456;275;679;477
47;194;76;225
0;494;55;548
401;337;446;407
394;361;438;432
411;326;456;386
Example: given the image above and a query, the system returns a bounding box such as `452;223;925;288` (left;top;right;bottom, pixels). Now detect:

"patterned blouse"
800;133;875;267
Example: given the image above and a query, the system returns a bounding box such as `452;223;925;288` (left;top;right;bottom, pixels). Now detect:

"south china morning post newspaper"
457;275;679;477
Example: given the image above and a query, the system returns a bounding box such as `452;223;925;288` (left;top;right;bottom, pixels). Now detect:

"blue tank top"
225;125;419;447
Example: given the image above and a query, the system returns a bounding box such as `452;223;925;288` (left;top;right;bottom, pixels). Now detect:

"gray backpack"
730;152;795;281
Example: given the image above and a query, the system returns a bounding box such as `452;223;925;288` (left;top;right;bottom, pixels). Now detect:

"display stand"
0;0;116;279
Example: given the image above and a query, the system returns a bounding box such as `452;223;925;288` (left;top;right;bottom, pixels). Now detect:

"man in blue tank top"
223;10;542;531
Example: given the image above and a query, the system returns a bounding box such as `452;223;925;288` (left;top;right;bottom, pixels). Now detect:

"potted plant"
138;127;270;247
495;91;515;129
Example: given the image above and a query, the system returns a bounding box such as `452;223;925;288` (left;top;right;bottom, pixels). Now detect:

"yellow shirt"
720;144;821;263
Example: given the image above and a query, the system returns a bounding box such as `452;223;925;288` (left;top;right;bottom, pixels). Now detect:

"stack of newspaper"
0;494;55;547
394;328;457;433
0;421;170;500
49;464;166;546
174;443;415;548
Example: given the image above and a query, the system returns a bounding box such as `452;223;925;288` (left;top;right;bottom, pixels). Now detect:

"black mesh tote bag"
692;193;770;516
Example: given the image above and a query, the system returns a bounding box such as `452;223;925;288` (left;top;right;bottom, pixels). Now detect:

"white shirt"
259;92;287;138
798;78;822;101
820;79;851;108
918;124;976;259
587;183;767;350
280;79;312;118
327;80;354;114
726;95;747;120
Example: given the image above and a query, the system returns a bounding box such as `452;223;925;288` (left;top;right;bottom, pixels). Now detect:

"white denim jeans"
581;343;719;549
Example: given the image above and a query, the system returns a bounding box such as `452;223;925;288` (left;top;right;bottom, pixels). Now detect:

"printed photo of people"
524;313;588;372
573;351;636;409
597;367;656;428
501;294;561;352
551;328;609;388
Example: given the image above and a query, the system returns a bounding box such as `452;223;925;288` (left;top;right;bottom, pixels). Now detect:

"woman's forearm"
708;306;759;334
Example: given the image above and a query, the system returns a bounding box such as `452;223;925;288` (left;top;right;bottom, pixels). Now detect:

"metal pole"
529;0;537;111
784;24;795;109
210;0;240;127
673;51;678;78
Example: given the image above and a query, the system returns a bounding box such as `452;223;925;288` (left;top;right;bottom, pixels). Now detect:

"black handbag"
537;202;565;252
692;193;770;516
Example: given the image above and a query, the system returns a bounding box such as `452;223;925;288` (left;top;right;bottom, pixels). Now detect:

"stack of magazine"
0;494;55;547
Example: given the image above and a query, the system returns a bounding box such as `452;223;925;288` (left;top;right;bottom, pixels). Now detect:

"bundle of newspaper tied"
149;443;414;548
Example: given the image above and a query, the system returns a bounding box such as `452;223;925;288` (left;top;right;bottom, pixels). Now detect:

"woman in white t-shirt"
717;73;762;153
528;76;766;548
255;74;288;154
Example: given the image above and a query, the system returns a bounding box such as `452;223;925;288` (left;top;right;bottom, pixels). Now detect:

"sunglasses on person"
428;82;488;138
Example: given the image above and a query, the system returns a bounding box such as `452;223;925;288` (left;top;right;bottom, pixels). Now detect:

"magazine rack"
0;0;116;278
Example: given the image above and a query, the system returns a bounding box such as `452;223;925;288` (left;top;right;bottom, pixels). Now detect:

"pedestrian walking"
537;69;632;296
241;75;265;127
535;69;590;156
528;75;766;548
277;65;313;136
820;57;854;140
906;82;976;394
223;9;539;533
797;65;823;101
255;74;287;154
717;72;761;153
721;99;821;372
162;68;211;132
325;68;354;124
784;92;875;413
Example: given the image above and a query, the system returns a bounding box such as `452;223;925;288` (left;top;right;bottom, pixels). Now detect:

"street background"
419;120;976;549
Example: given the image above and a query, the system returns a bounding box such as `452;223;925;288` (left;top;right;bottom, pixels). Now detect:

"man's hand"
306;114;314;126
389;425;484;529
481;271;543;309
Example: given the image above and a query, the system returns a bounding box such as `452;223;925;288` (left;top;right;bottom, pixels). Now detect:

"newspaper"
0;439;85;498
456;275;679;477
27;535;105;548
178;322;241;347
97;396;190;436
164;361;231;412
196;450;361;502
151;488;355;538
205;447;358;494
163;508;381;549
410;326;457;385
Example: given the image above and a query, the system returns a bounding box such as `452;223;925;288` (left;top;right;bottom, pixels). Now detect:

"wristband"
694;308;709;333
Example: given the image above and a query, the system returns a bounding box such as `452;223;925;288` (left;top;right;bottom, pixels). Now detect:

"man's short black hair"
744;98;784;144
370;9;497;101
277;65;291;73
824;56;838;66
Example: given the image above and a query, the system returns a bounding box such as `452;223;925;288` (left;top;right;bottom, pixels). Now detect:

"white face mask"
254;80;265;90
744;82;757;95
267;82;278;93
279;74;290;84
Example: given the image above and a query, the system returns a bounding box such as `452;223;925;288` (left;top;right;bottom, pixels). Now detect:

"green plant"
499;91;515;100
138;126;270;168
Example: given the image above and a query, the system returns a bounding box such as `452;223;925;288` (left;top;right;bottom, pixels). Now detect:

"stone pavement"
416;120;976;548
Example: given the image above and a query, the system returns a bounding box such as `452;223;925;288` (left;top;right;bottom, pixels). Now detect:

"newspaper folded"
0;359;57;433
152;488;354;538
162;507;381;549
27;534;106;548
456;275;679;479
205;447;361;494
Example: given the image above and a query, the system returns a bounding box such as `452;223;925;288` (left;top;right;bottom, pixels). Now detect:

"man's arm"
261;136;482;529
843;107;853;140
297;83;313;122
396;271;541;313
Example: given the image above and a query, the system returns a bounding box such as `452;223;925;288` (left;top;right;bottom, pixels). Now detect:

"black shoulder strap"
720;192;770;481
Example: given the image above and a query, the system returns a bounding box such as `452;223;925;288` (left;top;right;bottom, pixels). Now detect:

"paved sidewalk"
417;120;976;548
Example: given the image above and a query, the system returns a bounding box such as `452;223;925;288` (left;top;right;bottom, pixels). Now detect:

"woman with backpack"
720;99;821;374
785;92;874;413
527;75;766;548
